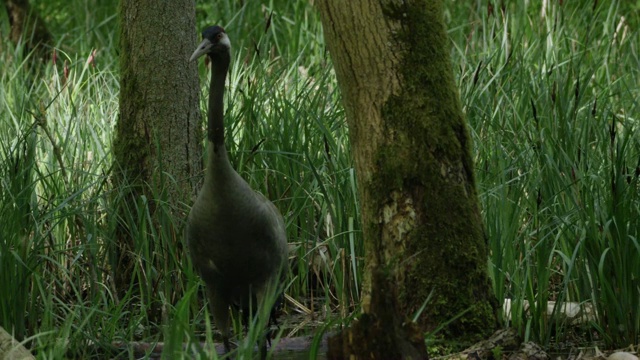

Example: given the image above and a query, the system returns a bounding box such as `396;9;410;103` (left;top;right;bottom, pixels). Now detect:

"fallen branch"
0;326;35;360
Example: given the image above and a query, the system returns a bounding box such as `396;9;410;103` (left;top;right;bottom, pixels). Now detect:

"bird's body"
186;25;287;358
188;147;286;292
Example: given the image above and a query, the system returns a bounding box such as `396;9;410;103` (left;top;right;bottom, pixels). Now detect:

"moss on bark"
319;0;498;356
374;0;498;341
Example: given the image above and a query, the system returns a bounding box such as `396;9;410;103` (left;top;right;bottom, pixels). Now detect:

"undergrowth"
0;0;638;358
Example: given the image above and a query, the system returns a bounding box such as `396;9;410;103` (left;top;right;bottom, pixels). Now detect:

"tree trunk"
113;0;202;298
317;0;498;357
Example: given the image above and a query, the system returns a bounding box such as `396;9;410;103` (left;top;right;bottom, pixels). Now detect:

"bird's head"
190;25;230;62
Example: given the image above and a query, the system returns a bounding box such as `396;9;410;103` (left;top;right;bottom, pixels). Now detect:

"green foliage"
453;0;640;348
492;345;503;360
0;0;638;358
1;0;353;358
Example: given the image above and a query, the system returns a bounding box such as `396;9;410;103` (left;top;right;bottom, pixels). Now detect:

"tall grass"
2;0;353;358
0;0;638;358
453;0;640;347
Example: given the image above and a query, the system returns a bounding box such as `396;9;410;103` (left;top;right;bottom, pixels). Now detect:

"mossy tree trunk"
113;0;202;300
317;1;498;357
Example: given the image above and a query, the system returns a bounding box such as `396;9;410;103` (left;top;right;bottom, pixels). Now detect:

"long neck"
208;52;231;151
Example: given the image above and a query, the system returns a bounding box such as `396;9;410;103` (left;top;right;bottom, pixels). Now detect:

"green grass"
1;0;639;358
454;0;640;347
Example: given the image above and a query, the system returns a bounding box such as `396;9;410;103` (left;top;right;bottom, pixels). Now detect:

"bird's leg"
265;316;278;347
266;292;283;346
208;289;232;354
255;287;282;360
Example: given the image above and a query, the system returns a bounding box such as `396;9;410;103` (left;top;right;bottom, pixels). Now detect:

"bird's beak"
190;38;212;62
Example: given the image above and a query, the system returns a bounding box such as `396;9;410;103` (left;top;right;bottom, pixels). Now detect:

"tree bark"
113;0;202;298
317;1;498;358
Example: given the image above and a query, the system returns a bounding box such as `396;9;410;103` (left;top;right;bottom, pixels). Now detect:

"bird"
187;25;288;358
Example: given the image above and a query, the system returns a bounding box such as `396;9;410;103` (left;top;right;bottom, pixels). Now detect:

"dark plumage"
187;25;288;358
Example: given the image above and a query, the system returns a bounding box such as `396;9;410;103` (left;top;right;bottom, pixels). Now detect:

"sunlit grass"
454;0;640;347
2;1;352;358
1;0;639;358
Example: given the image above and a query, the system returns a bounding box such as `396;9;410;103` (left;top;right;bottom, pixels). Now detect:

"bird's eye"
216;33;223;40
